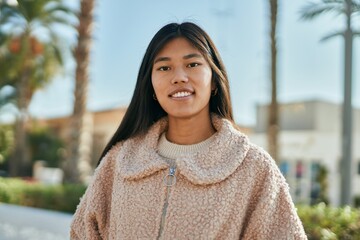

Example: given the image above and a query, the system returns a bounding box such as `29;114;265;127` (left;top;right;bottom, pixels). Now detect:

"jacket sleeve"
242;151;308;240
70;147;118;240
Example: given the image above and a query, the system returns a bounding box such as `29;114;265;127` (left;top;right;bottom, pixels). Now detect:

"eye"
187;62;201;68
157;66;171;71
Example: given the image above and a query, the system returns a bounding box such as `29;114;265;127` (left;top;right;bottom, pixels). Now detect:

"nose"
171;67;188;84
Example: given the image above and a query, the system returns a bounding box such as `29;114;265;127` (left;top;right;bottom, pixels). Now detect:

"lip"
168;88;195;98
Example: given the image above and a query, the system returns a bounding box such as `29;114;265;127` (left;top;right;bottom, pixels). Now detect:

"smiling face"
151;37;213;120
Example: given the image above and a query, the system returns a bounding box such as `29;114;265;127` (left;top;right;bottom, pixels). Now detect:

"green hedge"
297;203;360;239
0;177;86;213
354;195;360;208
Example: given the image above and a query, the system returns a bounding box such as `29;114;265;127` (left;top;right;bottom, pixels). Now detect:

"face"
151;37;213;120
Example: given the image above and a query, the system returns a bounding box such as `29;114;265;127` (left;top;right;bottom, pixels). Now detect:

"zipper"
157;166;176;240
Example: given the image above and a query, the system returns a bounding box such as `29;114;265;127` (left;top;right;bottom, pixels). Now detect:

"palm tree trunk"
64;0;95;184
340;0;353;206
9;66;32;177
268;0;279;163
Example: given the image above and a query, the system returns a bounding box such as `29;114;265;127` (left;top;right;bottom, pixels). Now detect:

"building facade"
248;100;360;206
38;107;127;167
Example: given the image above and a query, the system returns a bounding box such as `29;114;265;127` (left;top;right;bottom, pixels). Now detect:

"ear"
211;78;216;91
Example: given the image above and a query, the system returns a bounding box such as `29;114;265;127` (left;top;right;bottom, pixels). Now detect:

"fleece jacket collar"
117;114;250;185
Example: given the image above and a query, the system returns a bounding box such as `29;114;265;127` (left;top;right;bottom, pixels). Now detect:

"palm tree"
0;0;75;176
268;0;279;163
300;0;360;206
64;0;95;184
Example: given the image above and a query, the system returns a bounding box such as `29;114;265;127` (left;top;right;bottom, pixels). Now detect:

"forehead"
156;37;202;57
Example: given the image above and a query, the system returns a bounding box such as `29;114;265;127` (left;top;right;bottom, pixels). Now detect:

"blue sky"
25;0;360;126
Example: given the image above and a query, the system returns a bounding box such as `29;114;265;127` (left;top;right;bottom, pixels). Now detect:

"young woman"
70;22;307;239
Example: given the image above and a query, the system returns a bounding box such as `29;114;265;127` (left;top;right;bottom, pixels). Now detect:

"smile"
171;91;193;98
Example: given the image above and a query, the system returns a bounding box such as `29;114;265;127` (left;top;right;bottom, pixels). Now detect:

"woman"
70;22;307;239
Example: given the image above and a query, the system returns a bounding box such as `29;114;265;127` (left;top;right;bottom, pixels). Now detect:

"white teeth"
172;91;192;98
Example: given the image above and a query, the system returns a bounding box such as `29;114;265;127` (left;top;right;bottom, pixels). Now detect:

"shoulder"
240;140;287;187
218;119;274;171
245;143;277;170
98;141;124;166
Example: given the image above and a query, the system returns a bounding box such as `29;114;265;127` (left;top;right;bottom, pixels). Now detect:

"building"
37;107;127;167
248;100;360;206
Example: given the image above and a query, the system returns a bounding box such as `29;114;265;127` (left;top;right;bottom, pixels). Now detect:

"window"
296;161;304;179
279;161;289;178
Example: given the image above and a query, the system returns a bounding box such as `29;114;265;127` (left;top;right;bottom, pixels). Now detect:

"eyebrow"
154;53;203;64
183;53;202;60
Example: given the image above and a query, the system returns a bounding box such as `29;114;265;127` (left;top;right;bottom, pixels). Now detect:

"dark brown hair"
97;22;234;165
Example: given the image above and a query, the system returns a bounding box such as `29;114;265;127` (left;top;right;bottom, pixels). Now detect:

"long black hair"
97;22;234;166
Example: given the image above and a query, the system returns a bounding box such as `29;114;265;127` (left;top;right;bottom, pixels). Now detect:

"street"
0;203;73;240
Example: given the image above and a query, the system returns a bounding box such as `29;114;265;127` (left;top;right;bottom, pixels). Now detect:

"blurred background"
0;0;360;239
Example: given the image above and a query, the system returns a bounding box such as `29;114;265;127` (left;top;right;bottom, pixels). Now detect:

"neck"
166;114;216;145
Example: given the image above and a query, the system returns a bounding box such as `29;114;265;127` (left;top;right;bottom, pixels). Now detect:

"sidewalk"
0;203;73;240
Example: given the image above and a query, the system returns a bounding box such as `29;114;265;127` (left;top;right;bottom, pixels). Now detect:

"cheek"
151;73;161;93
199;69;213;91
152;75;168;104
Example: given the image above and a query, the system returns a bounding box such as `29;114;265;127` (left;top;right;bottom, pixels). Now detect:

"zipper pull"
164;166;176;186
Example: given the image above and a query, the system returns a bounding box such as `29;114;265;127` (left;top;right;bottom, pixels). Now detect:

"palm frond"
41;14;75;27
0;3;22;25
44;5;77;16
52;43;63;65
0;49;26;83
300;1;344;20
17;0;47;22
320;30;344;41
29;43;64;89
0;0;75;105
323;0;344;3
353;1;360;12
40;3;76;25
0;86;16;108
0;29;7;45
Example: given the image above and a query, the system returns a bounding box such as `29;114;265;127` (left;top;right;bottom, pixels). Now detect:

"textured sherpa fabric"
70;115;307;240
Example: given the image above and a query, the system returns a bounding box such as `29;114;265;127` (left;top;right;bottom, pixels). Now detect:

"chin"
163;105;210;120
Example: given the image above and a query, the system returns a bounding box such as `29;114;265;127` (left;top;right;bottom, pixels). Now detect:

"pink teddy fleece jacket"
70;115;307;240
